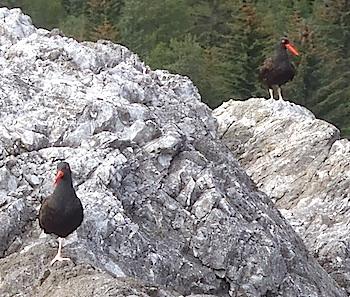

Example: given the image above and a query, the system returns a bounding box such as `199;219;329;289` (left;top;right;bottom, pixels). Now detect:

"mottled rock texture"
0;8;346;297
214;98;350;294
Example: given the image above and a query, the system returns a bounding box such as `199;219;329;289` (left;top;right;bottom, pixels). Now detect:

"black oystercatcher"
39;162;84;265
259;37;299;100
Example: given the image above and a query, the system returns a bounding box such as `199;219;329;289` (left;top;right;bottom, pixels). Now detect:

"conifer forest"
4;0;350;137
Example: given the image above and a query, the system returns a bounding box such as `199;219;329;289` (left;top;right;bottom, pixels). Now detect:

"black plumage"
259;37;299;100
39;162;83;265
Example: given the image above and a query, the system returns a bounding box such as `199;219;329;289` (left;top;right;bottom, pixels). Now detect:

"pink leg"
50;238;71;265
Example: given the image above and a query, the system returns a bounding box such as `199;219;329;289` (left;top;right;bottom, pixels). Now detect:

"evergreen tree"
256;0;295;37
294;0;317;18
86;0;122;42
118;0;191;57
21;0;65;29
147;34;227;107
283;10;321;106
60;14;89;41
222;1;271;99
311;0;350;137
188;0;234;47
61;0;86;16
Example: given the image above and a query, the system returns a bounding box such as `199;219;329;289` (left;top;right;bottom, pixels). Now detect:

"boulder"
214;98;350;294
0;8;346;297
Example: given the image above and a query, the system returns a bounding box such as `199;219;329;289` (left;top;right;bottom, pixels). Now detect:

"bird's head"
54;162;72;185
281;37;299;56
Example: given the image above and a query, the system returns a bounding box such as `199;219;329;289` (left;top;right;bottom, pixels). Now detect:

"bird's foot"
50;254;71;265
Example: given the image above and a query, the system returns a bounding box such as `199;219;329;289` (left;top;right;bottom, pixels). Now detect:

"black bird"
259;37;299;100
39;162;84;265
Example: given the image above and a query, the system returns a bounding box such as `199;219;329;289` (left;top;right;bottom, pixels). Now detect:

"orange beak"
286;43;299;56
54;170;64;185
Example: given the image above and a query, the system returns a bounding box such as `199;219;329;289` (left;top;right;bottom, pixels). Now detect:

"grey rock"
0;8;346;297
214;98;350;294
0;242;180;297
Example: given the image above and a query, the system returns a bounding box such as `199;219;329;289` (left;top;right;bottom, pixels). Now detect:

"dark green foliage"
147;35;228;107
221;2;271;99
188;0;234;47
86;0;123;42
22;0;65;29
6;0;66;29
307;0;350;137
283;11;321;106
2;0;24;8
59;14;88;40
61;0;86;16
4;0;350;137
118;0;191;56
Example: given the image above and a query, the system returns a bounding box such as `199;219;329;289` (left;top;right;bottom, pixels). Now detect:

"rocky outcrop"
1;244;181;297
214;98;350;294
0;8;346;297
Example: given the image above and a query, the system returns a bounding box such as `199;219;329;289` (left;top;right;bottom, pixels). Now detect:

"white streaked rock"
0;8;346;297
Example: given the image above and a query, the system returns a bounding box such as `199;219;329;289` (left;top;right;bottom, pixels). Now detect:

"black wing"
259;57;274;83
